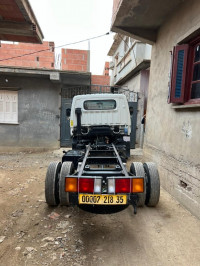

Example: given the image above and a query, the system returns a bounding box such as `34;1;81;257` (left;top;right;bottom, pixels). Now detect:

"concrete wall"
112;0;122;25
0;75;60;152
123;73;141;147
122;71;149;148
144;0;200;218
0;42;55;69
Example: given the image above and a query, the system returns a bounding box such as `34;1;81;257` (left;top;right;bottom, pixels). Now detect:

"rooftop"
0;0;43;43
111;0;184;44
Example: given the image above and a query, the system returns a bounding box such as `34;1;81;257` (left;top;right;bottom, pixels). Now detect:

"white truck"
45;94;160;214
70;94;131;157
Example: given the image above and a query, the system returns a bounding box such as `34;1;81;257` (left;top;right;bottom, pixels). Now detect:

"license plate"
79;194;127;205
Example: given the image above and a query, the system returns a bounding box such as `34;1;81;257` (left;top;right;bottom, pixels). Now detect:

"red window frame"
170;44;188;103
185;36;200;104
170;36;200;104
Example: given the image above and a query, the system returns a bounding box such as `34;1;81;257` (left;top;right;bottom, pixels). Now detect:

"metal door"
128;101;138;149
60;86;91;147
60;98;72;147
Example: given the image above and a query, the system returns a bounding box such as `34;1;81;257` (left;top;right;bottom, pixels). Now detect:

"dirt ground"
0;150;200;266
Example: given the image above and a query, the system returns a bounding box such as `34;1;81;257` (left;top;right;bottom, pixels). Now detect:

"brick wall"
91;75;110;93
91;75;110;86
91;61;110;93
61;49;89;72
103;61;110;76
0;42;55;69
91;61;110;87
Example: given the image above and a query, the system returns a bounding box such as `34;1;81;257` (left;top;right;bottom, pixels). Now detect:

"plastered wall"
0;75;60;152
144;0;200;218
123;73;142;147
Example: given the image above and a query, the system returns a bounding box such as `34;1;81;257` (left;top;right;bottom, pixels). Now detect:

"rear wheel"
59;161;75;206
143;162;160;207
45;162;61;206
130;162;146;207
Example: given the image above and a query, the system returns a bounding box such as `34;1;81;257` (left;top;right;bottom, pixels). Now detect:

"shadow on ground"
78;204;129;214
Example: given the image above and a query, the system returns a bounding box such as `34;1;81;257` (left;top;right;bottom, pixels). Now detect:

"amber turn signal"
132;178;144;193
65;178;78;192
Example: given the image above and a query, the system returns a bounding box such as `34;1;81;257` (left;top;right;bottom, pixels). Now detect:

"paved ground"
0;150;200;266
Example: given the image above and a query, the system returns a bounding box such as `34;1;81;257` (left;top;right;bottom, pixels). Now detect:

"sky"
29;0;115;75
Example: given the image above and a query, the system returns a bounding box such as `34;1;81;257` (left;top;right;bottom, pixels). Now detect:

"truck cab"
70;94;131;157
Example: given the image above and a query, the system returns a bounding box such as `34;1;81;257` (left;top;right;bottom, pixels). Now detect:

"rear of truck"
45;94;160;213
69;94;131;157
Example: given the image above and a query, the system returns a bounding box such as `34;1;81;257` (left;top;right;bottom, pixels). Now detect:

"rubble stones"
42;237;54;242
25;247;37;252
0;236;6;243
56;221;69;230
95;248;103;252
40;243;48;248
11;209;24;217
48;212;60;220
65;214;71;219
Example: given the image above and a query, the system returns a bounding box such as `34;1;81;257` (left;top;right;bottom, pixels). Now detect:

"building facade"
0;42;110;151
108;33;151;147
0;67;91;152
111;0;200;218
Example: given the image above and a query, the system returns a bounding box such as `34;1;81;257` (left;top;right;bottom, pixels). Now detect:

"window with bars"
0;90;18;123
169;36;200;104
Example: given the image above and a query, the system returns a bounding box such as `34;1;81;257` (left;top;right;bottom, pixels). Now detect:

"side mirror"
66;108;71;117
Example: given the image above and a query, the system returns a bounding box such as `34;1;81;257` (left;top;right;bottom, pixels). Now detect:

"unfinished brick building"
0;41;55;69
61;49;89;72
0;42;110;86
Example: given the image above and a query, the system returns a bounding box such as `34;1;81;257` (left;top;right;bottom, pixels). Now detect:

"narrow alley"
0;150;199;266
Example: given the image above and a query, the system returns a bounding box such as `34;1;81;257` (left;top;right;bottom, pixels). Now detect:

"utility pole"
87;40;90;72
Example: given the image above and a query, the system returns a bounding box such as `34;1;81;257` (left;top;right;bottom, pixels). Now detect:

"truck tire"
130;162;146;207
143;162;160;207
59;162;75;206
45;161;61;206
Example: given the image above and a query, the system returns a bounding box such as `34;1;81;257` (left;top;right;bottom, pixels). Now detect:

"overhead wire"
0;32;110;62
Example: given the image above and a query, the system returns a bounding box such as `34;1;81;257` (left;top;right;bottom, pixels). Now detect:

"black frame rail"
76;144;130;178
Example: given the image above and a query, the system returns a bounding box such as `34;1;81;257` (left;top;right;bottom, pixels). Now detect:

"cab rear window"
84;100;116;110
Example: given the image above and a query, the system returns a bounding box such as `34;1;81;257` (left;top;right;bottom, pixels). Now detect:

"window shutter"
0;91;18;123
170;44;189;103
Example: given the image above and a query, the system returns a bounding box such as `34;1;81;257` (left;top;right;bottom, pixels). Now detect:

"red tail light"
79;178;94;193
115;179;131;193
